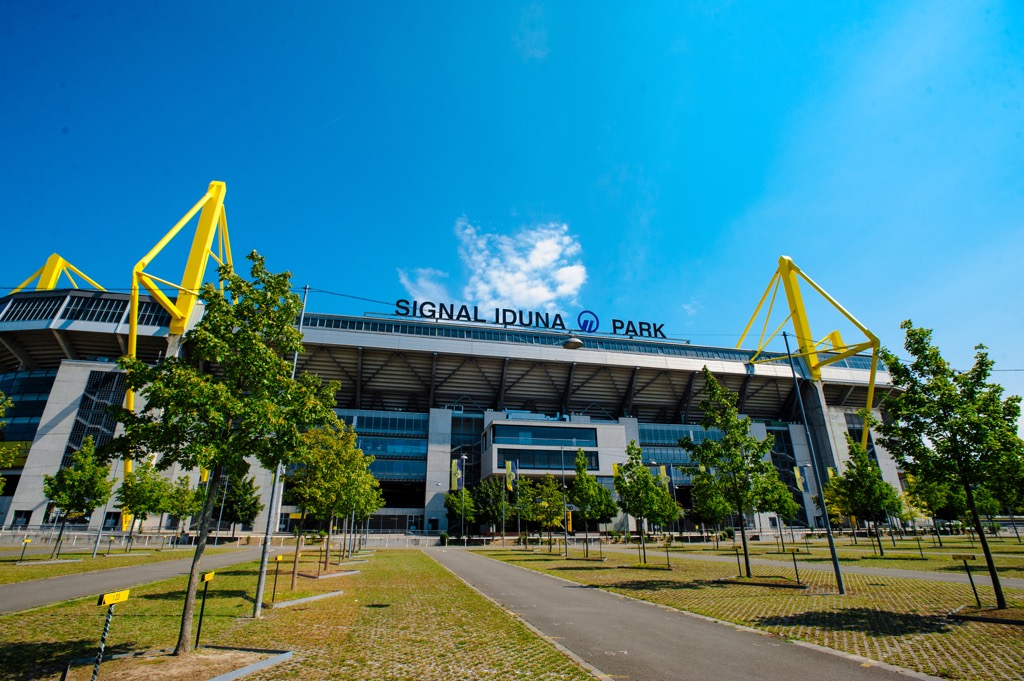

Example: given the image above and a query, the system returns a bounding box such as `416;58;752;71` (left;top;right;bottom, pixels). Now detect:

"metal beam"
736;374;753;414
839;385;856;407
50;329;78;360
496;357;510;410
561;362;576;415
0;336;37;370
428;352;438;408
619;366;640;418
677;372;696;424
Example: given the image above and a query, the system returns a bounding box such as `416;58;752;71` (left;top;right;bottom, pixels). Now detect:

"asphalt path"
428;548;938;681
0;547;283;614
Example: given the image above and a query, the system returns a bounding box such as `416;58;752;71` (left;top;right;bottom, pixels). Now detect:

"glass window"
497;448;598;470
492;425;597;447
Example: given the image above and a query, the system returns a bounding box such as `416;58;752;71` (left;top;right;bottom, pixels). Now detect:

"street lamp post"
461;452;468;546
783;331;846;595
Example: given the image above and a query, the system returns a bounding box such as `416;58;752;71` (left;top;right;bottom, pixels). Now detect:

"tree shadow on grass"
603;579;722;592
753;607;961;636
0;639;134;680
550;565;616;571
140;589;251;602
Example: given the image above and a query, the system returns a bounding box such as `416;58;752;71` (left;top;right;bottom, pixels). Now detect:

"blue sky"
2;2;1023;402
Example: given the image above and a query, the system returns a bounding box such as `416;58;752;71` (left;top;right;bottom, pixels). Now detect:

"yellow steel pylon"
737;255;879;448
11;253;104;293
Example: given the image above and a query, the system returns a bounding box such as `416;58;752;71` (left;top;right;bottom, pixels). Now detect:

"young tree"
471;476;509;531
826;439;901;556
42;437;114;558
164;476;204;537
615;440;674;564
986;445;1024;544
533;474;566;552
879;321;1022;608
679;367;777;577
115;458;171;550
756;473;800;551
110;252;339;653
569;448;617;558
511;476;538;544
444;489;477;535
0;391;14;495
687;468;731;546
221;472;265;538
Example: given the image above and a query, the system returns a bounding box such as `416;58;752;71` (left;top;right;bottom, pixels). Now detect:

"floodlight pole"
783;332;845;595
254;285;309;618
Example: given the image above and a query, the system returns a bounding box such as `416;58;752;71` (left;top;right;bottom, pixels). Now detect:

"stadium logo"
577;310;599;333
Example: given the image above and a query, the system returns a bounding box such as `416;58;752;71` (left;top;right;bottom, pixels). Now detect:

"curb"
271;590;345;609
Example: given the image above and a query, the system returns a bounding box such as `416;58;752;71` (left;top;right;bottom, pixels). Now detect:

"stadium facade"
0;286;900;536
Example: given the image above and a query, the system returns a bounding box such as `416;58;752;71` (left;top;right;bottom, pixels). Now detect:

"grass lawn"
0;546;244;585
0;549;595;681
480;547;1024;681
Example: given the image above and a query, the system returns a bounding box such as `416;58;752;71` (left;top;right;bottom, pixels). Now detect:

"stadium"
0;183;900;537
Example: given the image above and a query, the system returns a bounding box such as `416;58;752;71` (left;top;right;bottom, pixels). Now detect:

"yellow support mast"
11;253;104;293
123;181;233;531
737;255;879;448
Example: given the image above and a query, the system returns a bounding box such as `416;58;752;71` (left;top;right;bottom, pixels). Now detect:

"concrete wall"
426;408;453;532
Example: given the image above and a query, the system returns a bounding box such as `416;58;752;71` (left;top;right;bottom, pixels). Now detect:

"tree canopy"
679;367;779;577
110;252;340;653
569;448;618;557
879;320;1022;608
615;440;676;563
115;458;171;545
221;472;265;533
43;437;114;558
824;437;901;555
164;476;203;532
0;391;13;496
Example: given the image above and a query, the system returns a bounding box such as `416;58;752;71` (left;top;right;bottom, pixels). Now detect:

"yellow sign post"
93;590;130;678
273;554;283;603
18;538;31;563
195;572;216;648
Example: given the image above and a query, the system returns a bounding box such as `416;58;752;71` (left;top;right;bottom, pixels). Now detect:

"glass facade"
336;409;429;484
497;448;598;470
492;424;597;447
844;413;878;461
0;369;57;445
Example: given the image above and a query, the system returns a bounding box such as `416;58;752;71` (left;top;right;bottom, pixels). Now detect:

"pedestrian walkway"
427;548;939;681
0;546;285;614
599;545;1024;589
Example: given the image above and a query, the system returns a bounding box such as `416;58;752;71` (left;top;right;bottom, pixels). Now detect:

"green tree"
42;437;114;558
569;448;617;557
471;476;509;531
615;440;673;564
756;472;800;551
825;438;901;556
879;321;1021;608
291;421;381;571
115;458;171;550
164;476;203;536
904;471;956;546
511;476;538;542
687;468;731;545
110;252;339;653
533;474;566;552
444;489;477;535
985;444;1024;543
221;472;265;538
679;367;778;577
0;391;14;496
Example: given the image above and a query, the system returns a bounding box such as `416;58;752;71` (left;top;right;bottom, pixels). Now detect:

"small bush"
439;531;449;546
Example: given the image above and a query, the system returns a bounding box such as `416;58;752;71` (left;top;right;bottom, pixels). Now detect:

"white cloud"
682;301;702;317
457;219;587;312
397;267;451;302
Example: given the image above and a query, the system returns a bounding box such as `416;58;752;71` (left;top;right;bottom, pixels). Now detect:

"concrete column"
426;408;453;533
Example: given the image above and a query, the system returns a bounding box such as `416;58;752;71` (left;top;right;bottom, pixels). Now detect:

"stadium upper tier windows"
492;425;597;447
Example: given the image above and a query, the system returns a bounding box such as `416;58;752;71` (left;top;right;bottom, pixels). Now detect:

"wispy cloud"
396;267;451;302
398;219;588;313
513;3;549;61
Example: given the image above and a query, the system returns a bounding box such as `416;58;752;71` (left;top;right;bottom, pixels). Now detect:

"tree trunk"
291;509;306;590
126;517;137;553
639;517;647;564
779;521;787;552
738;515;752;577
323;514;334;571
932;513;944;547
1008;508;1022;544
174;463;222;656
583;517;589;558
874;519;885;557
50;516;69;559
965;483;1006;609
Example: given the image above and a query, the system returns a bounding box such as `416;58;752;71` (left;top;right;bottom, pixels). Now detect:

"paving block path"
427;548;940;681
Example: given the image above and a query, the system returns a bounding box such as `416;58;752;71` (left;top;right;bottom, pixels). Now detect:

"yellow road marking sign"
97;589;130;606
203;571;215;583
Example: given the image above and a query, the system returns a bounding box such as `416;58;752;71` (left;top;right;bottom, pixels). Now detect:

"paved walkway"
428;548;938;681
0;547;285;614
599;545;1024;589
